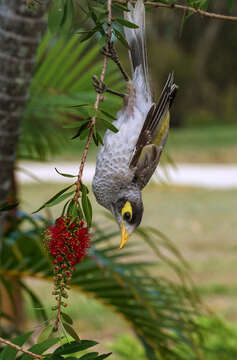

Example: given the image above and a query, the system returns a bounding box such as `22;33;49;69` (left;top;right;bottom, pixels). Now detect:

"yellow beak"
120;222;130;249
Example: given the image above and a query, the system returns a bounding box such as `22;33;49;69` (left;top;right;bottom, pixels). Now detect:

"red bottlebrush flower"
44;216;90;269
44;216;91;318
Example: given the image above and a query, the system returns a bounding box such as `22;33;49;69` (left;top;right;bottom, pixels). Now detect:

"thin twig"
74;0;113;202
54;293;62;331
0;336;42;360
114;0;237;22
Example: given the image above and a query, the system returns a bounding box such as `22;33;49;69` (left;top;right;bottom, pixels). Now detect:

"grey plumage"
92;0;178;246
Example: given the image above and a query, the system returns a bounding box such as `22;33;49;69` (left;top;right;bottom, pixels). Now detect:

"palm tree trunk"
0;0;50;327
0;0;50;232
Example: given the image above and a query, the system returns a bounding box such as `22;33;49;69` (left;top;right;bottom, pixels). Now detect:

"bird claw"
92;75;107;94
100;42;119;63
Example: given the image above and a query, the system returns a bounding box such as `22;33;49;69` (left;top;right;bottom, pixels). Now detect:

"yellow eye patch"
121;201;132;221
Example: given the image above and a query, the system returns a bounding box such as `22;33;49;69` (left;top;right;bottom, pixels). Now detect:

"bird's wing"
129;73;178;189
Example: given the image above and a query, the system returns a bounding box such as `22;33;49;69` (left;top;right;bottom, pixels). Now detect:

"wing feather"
129;73;178;188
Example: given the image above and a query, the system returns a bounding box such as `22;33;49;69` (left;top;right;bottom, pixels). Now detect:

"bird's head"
111;187;143;249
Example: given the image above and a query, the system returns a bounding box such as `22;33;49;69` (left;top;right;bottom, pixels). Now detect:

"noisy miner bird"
92;0;178;248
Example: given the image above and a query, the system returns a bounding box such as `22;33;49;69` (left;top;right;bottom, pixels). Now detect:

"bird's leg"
92;75;125;98
101;42;129;82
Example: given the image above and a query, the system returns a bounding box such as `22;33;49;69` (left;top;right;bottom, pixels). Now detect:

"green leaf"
96;130;104;145
81;187;92;228
80;28;97;43
92;6;107;14
37;325;54;343
77;201;84;220
68;103;90;108
61;312;73;325
81;183;89;194
61;199;71;217
94;353;112;360
63;323;80;342
67;199;79;220
79;352;99;360
99;109;116;120
63;120;89;129
54;340;98;356
112;3;130;12
21;338;59;360
48;0;65;35
61;0;74;35
98;118;118;133
0;331;33;360
93;129;99;146
80;128;90;140
33;184;74;213
115;18;139;28
71;123;89;140
45;190;75;208
0;201;18;212
55;168;77;178
113;28;130;49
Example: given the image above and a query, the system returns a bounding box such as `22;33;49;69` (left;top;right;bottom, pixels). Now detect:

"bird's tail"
124;0;151;97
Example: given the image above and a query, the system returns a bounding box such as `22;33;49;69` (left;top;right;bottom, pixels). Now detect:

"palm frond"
1;212;205;359
19;33;123;160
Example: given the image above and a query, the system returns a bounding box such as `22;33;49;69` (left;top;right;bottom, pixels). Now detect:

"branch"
114;0;237;22
74;0;113;202
0;337;42;360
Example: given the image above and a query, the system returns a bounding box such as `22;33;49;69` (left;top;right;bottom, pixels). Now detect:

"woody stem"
0;337;42;360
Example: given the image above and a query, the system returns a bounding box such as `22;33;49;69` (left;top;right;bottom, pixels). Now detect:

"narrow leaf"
21;338;59;360
113;28;130;49
63;120;89;129
0;202;18;212
33;184;74;213
71;123;89;140
45;190;74;207
115;18;139;28
99;109;116;120
94;353;112;360
63;323;80;342
79;352;99;360
55;168;77;178
54;340;98;356
112;3;130;12
96;130;104;145
37;325;54;343
61;312;73;325
48;0;65;34
98;118;118;133
81;187;92;227
61;0;74;35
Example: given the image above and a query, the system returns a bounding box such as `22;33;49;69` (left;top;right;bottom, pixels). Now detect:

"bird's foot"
101;42;118;62
92;75;107;94
101;42;129;82
92;75;125;98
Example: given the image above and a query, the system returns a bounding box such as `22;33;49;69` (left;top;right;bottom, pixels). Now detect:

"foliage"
108;317;237;360
19;32;123;160
0;331;111;360
1;211;207;359
107;335;146;360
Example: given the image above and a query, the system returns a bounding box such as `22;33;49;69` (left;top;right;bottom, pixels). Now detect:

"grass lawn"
20;180;237;344
51;124;237;164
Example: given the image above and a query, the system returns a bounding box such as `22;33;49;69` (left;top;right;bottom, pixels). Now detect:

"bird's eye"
121;201;133;222
123;211;132;222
